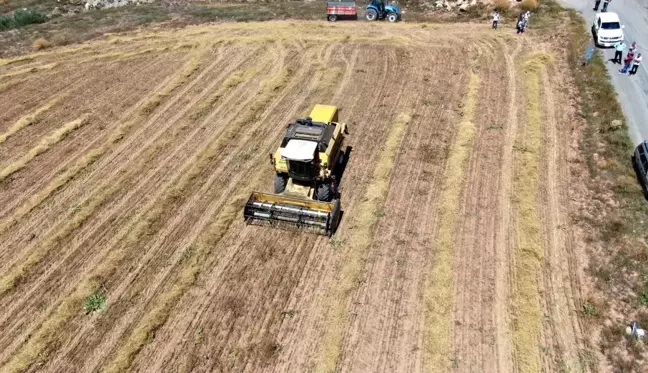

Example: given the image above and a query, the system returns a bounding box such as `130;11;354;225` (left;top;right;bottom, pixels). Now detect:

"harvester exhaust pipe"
244;192;341;237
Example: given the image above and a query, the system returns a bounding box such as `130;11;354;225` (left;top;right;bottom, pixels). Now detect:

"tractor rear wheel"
365;9;378;21
387;12;398;22
328;14;337;22
274;175;287;193
316;183;331;201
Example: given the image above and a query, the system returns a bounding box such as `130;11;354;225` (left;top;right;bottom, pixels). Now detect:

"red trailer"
326;1;357;21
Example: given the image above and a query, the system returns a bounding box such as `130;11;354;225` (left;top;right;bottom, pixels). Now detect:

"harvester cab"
244;105;348;237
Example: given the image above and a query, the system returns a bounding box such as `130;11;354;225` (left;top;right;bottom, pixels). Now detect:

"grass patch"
0;8;46;31
316;112;411;373
424;73;480;372
83;292;107;314
581;301;600;317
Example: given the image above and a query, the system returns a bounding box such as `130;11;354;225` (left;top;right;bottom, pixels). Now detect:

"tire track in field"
0;116;88;181
270;46;400;373
0;51;198;245
493;39;522;373
424;71;481;373
0;45;251;358
129;42;353;373
0;97;61;146
37;42;312;370
0;53;184;183
0;47;267;367
315;111;412;373
0;49;215;290
130;43;344;373
60;46;305;373
452;43;506;373
335;46;452;373
510;51;553;373
538;67;585;372
0;46;230;273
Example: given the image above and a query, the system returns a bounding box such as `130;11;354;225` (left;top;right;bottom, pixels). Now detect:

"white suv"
592;12;625;47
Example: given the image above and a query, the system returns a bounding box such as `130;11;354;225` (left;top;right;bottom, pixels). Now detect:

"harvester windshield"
282;139;319;182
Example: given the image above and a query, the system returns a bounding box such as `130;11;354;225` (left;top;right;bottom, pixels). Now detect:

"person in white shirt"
492;10;500;29
630;53;642;75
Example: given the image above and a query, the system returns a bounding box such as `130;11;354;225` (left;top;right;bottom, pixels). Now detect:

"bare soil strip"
315;112;411;373
511;51;553;373
424;72;480;373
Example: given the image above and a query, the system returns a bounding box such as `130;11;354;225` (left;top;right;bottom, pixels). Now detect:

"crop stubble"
0;22;590;373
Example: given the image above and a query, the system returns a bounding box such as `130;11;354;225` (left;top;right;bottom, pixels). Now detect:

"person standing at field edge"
602;0;611;12
630;53;642;75
619;51;634;74
593;0;601;10
492;9;500;29
613;40;626;64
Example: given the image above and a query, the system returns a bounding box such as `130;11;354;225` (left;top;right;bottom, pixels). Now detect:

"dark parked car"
632;141;648;197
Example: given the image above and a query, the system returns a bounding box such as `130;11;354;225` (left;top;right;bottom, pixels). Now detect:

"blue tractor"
365;0;401;22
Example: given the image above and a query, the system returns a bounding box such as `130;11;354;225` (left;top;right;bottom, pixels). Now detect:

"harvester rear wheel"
316;183;331;201
274;175;288;193
328;14;337;22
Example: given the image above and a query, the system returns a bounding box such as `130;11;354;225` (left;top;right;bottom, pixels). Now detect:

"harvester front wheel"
274;175;287;193
316;183;331;201
387;12;398;22
365;9;378;21
328;14;337;22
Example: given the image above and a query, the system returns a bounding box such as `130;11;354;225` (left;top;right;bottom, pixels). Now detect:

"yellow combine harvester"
244;104;348;236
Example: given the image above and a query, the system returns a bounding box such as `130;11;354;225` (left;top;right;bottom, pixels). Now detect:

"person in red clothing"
620;52;634;74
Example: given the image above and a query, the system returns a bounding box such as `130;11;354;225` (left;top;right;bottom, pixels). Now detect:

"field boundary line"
315;112;411;373
0;116;88;182
512;51;553;373
423;72;480;373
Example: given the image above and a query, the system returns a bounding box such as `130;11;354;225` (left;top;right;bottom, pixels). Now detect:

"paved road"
558;0;648;145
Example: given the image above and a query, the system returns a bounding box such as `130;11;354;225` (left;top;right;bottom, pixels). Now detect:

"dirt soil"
0;20;595;373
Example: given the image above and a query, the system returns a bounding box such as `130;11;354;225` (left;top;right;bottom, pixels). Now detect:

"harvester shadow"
332;145;352;233
334;145;353;187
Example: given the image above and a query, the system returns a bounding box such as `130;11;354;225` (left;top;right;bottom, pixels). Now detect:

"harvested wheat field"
0;20;595;373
